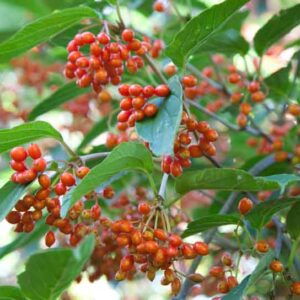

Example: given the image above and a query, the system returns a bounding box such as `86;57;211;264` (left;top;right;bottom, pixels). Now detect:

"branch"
143;54;168;85
158;173;169;198
80;152;110;163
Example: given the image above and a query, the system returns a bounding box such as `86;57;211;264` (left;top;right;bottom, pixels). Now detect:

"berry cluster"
64;29;163;93
117;83;170;130
110;202;209;296
162;115;218;177
10;145;47;184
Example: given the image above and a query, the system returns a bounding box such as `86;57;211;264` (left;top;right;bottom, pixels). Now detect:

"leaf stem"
143;54;168;85
115;0;125;29
288;236;300;270
61;141;78;160
158;173;169;198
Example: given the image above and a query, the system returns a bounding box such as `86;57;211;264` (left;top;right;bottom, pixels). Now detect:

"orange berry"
255;240;269;253
238;197;253;215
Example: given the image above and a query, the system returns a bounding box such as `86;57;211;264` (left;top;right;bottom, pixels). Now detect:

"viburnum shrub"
1;0;300;299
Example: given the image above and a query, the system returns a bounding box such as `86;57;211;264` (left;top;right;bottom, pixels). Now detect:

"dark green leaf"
246;250;275;289
18;235;95;300
245;198;297;229
182;214;240;238
0;7;97;63
136;76;183;156
196;29;249;56
165;0;249;66
254;4;300;55
28;82;89;120
265;66;291;101
0;286;26;300
264;174;300;194
0;181;28;222
62;142;153;216
0;218;48;259
286;202;300;239
0;121;63;154
222;275;250;300
175;168;280;195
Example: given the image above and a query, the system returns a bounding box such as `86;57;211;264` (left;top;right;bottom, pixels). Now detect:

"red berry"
61;172;76;187
6;211;21;224
32;158;47;172
119;84;130;96
155;84;170;97
255;240;269;253
76;166;90;179
28;144;42;159
129;84;143;97
97;32;110;44
269;260;284;273
193;241;209;255
291;282;300;295
143;85;155;98
228;73;241;84
138;202;151;215
10;147;27;162
55;182;67;195
122;29;134;42
170;160;182;177
38;174;51;189
248;81;260;93
103;186;115;199
238;197;253;215
182;75;197;87
45;231;56;247
209;266;224;278
144;103;158;117
10;160;27;172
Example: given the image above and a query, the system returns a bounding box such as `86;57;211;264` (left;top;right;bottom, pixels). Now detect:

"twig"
80;152;110;163
158;173;169;199
143;54;168;85
115;0;126;29
248;116;273;143
186;63;230;96
61;141;78;160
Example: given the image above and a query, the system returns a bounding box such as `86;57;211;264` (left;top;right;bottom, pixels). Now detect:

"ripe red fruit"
193;241;209;255
10;160;27;172
45;231;56;247
138;202;151;215
227;276;238;289
60;172;76;187
103;186;115;199
28;144;42;159
255;240;269;253
240;102;252;115
154;229;168;241
129;84;143;97
170;160;182;177
228;73;241;84
251;91;265;103
248;81;260;93
32;158;47;172
10;147;27;162
97;32;110;44
120;97;133;110
291;282;300;295
288;103;300;116
221;253;233;266
144;103;158;117
132;96;145;109
236;113;248;128
55;182;67;195
38;174;51;189
23;169;37;182
76;166;90;179
153;0;165;12
6;211;21;224
217;280;229;293
209;266;225;278
122;29;134;42
238;197;253;215
120;255;134;272
182;75;197;87
269;260;284;273
169;234;182;247
143;85;155;98
155;84;170;97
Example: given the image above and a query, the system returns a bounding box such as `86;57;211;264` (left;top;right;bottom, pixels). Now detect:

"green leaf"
196;29;249;56
0;121;63;154
76;117;109;151
106;0;117;4
165;0;249;66
264;174;300;194
175;168;280;195
246;250;275;289
0;286;26;300
0;7;97;63
222;275;250;300
264;66;291;101
254;4;300;55
18;235;95;300
0;218;48;259
28;82;89;121
0;181;28;222
136;76;183;156
182;214;240;238
286;202;300;239
62;142;153;216
245;198;297;229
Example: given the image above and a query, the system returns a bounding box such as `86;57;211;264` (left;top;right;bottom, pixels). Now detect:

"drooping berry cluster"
117;83;170;130
10;145;47;184
64;29;162;93
162;113;218;177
